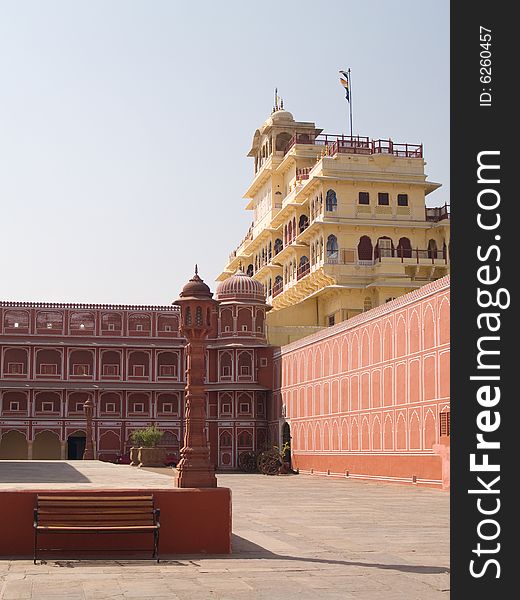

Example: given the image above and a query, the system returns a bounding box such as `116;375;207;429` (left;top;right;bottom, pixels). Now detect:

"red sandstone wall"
274;276;450;488
0;488;232;557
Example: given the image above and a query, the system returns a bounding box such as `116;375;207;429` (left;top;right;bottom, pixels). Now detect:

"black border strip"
451;2;513;596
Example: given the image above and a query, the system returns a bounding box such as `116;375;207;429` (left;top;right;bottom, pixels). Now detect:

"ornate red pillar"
83;397;95;460
174;267;217;488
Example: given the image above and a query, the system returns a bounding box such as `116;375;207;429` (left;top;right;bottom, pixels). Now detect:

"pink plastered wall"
274;276;450;488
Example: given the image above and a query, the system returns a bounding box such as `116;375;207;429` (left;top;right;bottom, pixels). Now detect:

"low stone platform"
0;461;231;557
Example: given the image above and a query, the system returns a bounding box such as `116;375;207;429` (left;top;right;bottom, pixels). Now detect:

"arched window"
185;307;192;325
397;237;412;258
220;431;233;447
325;189;337;211
237;430;253;447
274;238;283;255
298;256;310;279
268;242;272;261
326;235;338;260
275;132;292;152
219;352;233;379
238;352;253;377
246;264;254;277
428;239;438;259
195;306;203;326
273;275;283;296
375;236;394;259
357;236;373;261
298;214;309;233
364;297;373;312
287;221;293;243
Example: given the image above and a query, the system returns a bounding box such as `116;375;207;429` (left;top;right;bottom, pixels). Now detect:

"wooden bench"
33;495;160;564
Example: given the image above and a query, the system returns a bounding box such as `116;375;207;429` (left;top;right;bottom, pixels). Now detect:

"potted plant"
279;442;292;474
129;430;145;466
136;426;166;467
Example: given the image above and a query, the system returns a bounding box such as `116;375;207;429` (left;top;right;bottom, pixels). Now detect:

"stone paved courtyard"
0;469;449;599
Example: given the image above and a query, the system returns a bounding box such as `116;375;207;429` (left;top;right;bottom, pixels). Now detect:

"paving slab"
0;467;449;599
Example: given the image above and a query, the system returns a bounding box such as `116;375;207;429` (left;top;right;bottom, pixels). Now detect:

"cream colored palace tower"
218;106;450;346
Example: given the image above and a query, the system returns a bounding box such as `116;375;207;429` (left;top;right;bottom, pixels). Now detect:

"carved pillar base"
175;449;217;488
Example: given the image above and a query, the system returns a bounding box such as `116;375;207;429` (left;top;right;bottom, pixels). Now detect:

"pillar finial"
195;264;198;276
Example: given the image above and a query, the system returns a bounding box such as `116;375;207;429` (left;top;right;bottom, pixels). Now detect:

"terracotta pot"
129;447;139;466
138;447;167;467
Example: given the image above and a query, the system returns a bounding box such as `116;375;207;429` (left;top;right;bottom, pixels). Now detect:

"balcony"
296;167;311;182
228;223;255;263
284;133;423;159
426;204;450;222
272;280;284;297
296;261;310;280
323;247;448;266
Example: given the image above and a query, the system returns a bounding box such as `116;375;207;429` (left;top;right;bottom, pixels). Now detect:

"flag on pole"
339;70;350;102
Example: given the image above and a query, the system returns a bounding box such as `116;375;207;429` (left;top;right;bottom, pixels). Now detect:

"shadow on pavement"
0;462;90;483
230;534;450;574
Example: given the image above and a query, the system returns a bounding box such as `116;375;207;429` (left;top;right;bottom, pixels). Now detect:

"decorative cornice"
0;301;179;312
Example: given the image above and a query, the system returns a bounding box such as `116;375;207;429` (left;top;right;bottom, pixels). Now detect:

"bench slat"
38;515;155;525
38;522;155;527
38;508;153;513
38;498;153;506
37;496;154;501
37;525;158;531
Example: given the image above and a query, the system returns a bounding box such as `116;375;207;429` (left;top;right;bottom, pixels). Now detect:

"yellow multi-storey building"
218;107;450;345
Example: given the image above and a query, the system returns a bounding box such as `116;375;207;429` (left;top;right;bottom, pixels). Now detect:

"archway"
282;422;292;467
357;236;373;261
397;237;412;258
67;431;86;460
0;430;28;459
33;431;61;460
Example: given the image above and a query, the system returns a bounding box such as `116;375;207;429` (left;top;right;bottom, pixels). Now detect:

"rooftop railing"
284;133;423;159
425;204;450;222
0;301;179;311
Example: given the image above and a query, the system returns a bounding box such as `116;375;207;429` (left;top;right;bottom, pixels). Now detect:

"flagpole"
348;68;353;138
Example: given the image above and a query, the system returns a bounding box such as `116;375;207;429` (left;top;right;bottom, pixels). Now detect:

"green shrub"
131;426;164;448
130;429;145;448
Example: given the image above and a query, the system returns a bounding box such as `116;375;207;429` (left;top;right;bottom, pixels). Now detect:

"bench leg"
154;530;160;563
33;530;37;565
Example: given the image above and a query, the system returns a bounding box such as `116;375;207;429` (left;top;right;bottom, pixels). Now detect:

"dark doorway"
397;237;412;258
282;422;291;467
67;433;86;460
357;235;373;261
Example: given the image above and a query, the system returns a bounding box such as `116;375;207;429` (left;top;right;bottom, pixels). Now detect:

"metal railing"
425;204;450;222
319;247;449;266
296;262;310;280
272;281;284;297
284;133;423;159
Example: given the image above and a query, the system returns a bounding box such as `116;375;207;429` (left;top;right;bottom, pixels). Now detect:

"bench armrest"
154;508;160;526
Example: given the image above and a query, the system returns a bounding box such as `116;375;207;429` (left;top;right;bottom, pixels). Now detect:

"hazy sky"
0;0;449;305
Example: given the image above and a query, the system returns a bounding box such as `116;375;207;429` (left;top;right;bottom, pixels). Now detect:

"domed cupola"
215;268;266;304
179;265;212;300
